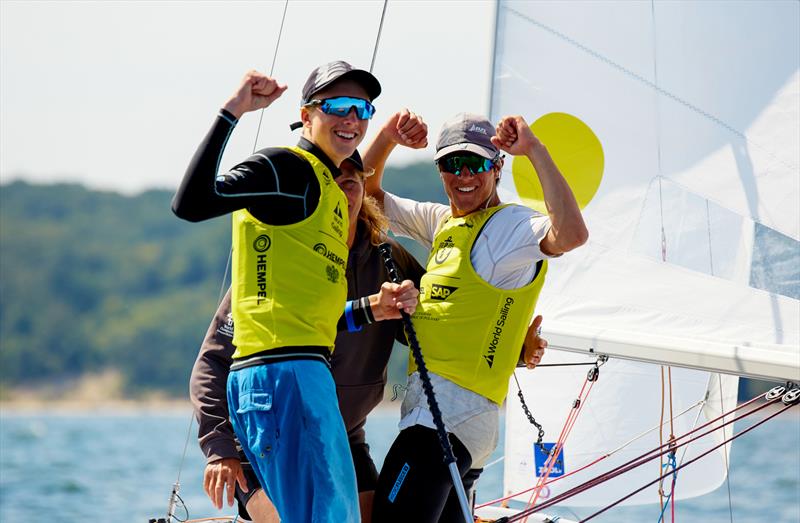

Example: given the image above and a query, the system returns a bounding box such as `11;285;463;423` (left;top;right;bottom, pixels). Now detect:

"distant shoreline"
0;398;193;415
2;398;794;419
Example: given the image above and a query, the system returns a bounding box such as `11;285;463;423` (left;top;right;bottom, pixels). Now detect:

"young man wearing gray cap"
172;61;397;522
363;111;587;521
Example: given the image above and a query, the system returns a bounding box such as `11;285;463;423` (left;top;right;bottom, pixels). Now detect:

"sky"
0;0;495;194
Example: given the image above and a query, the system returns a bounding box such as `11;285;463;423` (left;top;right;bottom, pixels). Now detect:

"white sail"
490;0;799;379
487;0;799;512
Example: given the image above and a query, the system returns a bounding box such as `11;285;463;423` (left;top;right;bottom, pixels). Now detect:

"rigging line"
369;0;389;73
503;5;799;174
718;376;735;523
251;0;290;153
706;199;715;275
658;366;666;505
524;376;597;517
474;397;703;511
528;361;597;368
170;3;290;517
578;403;794;522
513;371;546;453
379;243;472;523
487;390;762;513
510;395;783;519
649;0;667;265
216;249;232;306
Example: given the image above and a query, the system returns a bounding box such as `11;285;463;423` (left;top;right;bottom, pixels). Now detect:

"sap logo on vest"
253;235;271;252
434;235;455;264
429;284;458;301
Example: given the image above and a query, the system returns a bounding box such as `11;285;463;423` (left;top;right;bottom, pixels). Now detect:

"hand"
370;280;419;320
491;115;542;156
522;315;547;369
203;457;248;510
223;70;288;119
379;109;428;149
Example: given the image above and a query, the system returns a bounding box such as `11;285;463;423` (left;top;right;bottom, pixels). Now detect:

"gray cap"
434;113;499;161
301;61;381;105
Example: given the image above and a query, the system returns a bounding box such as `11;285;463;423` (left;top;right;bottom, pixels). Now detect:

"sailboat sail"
487;0;799;511
490;0;799;375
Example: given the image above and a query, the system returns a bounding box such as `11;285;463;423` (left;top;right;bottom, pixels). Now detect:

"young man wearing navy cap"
173;61;409;522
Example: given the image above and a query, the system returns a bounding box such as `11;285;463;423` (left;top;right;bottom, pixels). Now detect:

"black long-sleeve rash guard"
171;109;341;226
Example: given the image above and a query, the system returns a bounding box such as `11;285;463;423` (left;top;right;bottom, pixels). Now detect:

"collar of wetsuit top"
297;137;341;178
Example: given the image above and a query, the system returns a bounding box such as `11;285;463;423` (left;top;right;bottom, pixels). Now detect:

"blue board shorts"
227;359;360;522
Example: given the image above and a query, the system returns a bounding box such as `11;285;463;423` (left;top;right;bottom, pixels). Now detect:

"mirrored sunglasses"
437;154;495;177
306;96;376;120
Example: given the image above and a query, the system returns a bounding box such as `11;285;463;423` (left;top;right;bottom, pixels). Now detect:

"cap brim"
434;143;497;161
344;156;364;172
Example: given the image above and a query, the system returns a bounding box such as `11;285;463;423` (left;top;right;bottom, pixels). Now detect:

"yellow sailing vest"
411;204;548;404
230;146;349;359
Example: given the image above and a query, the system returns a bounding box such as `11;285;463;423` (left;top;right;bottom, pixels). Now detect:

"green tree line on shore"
0;162;446;396
0;168;777;399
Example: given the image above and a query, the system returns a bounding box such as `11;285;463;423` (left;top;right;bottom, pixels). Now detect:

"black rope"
521;361;597;368
379;243;456;466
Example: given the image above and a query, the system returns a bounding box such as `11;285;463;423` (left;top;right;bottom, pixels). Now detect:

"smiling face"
301;79;371;166
438;155;504;217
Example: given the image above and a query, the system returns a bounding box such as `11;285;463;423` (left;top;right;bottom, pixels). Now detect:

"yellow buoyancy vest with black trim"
230;146;349;359
410;204;548;404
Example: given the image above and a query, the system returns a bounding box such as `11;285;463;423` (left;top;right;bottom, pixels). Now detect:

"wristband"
344;300;362;332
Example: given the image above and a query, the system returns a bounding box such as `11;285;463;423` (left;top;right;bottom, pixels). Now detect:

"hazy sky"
1;1;495;194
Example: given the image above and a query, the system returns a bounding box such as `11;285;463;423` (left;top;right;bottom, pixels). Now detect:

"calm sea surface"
1;405;798;522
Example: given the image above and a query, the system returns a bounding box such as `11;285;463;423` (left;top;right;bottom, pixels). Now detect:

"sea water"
1;406;798;522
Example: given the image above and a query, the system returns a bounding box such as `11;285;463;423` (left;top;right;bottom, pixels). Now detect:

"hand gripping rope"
379;242;473;523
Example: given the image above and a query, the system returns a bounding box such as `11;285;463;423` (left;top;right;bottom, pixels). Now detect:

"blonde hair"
351;167;389;246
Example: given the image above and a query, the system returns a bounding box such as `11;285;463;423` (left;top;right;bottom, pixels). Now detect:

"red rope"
521;376;596;521
504;394;783;521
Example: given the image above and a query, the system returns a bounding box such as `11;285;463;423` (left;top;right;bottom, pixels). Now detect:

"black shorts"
372;425;484;523
233;440;379;518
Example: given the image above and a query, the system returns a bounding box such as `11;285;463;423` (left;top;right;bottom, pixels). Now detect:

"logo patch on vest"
326;264;339;284
484;297;515;368
434;235;455;264
331;201;345;238
314;243;346;269
429;284;458;301
253;235;271;252
217;313;235;338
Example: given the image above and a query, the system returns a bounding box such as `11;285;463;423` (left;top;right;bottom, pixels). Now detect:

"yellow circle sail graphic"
511;113;604;213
